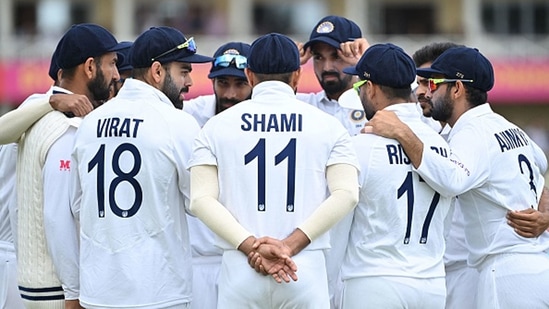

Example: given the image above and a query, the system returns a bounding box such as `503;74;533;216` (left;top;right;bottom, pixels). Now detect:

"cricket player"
15;23;123;308
70;26;211;308
340;43;453;308
189;33;359;309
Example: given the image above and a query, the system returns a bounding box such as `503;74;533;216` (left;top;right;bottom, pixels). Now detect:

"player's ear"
244;68;256;87
83;57;95;79
289;68;301;91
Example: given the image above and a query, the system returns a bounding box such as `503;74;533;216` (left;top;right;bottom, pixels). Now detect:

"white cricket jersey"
190;81;359;251
71;78;199;308
341;103;453;280
0;144;17;246
183;94;216;128
417;103;549;267
296;91;367;136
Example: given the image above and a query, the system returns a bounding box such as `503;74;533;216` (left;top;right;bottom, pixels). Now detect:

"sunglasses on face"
428;78;474;93
214;54;247;69
353;79;368;95
151;37;197;62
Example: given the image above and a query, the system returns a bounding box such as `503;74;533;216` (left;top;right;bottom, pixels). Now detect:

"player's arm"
507;186;549;237
189;164;298;282
0;94;92;144
364;110;424;167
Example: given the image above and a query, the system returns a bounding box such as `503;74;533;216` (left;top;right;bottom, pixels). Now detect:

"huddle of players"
1;14;548;309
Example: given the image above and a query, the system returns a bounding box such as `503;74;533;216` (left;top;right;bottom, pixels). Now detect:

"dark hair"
464;85;487;107
253;72;293;84
378;85;412;101
412;42;464;67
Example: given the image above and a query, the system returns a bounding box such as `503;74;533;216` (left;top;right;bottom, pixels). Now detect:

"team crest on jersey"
59;160;71;171
316;21;335;34
223;49;240;55
350;110;365;122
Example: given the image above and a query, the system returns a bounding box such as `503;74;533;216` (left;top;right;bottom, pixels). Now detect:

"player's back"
72;80;198;308
193;82;358;251
449;107;549;267
342;104;452;280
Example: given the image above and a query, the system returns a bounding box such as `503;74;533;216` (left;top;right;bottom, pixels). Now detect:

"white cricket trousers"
190;255;221;309
218;250;329;309
444;261;479;309
342;276;446;309
476;252;549;309
0;244;24;309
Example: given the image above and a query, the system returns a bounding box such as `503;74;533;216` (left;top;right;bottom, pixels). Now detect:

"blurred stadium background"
0;0;548;174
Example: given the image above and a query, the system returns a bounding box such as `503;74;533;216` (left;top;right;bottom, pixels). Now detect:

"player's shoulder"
183;94;215;112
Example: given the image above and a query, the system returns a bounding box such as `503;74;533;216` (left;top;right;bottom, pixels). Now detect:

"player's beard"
362;95;376;120
88;69;113;107
161;71;186;110
431;87;453;123
319;72;351;97
214;92;251;114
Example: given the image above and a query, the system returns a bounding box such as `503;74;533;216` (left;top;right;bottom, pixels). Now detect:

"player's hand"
507;208;549;238
49;94;93;117
339;38;370;64
296;41;313;65
249;237;298;283
361;110;402;138
65;299;84;309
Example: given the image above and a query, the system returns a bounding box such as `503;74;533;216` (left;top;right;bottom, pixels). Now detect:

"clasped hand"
247;237;298;284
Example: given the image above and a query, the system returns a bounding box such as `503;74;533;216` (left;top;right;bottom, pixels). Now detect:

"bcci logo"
223;49;240;55
351;110;365;122
316;21;335;34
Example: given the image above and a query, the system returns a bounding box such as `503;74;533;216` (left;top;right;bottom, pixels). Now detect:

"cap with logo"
248;33;300;74
55;23;126;70
303;15;362;51
208;42;251;79
130;26;213;68
416;47;494;92
343;43;416;88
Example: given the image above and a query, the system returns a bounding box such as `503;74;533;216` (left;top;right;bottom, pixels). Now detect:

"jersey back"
342;105;453;280
72;87;199;307
190;90;359;251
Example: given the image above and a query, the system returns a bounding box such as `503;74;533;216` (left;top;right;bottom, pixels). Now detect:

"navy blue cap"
130;27;213;68
116;41;133;72
55;23;126;70
248;33;300;74
416;47;494;92
48;48;60;81
208;42;251;79
303;15;362;50
343;43;416;88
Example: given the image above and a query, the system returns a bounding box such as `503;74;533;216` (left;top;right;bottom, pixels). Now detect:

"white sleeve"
43;127;79;300
0;99;53;144
415;126;488;197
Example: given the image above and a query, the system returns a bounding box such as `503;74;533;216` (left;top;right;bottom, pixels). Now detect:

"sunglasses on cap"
353;79;368;95
214;54;247;69
428;78;473;93
151;37;197;62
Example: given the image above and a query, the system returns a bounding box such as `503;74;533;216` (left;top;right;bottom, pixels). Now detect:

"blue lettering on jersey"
241;113;303;132
97;118;144;138
386;144;411;165
494;128;529;152
429;146;448;158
